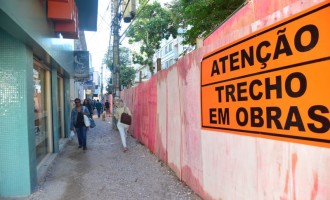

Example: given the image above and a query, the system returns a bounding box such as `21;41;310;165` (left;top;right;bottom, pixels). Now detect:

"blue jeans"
97;109;102;118
76;126;87;147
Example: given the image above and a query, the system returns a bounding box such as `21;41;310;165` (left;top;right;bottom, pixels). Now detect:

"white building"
153;28;194;71
132;28;194;83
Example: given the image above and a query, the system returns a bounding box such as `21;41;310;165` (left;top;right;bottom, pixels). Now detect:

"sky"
85;0;111;72
84;0;172;67
84;0;172;83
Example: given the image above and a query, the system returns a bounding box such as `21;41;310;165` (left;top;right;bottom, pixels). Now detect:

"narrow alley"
26;115;201;200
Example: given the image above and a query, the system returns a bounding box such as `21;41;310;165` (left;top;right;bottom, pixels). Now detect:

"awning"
75;0;98;31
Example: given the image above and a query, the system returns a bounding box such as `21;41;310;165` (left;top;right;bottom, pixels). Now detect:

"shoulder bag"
83;114;91;127
89;117;96;128
120;107;131;125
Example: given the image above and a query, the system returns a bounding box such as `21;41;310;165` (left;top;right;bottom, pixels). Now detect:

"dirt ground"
25;116;201;200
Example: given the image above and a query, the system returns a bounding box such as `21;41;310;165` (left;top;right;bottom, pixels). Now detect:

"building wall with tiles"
0;28;36;197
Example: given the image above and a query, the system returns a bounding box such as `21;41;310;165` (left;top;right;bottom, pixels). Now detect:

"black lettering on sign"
284;106;305;131
256;41;271;69
308;105;330;133
236;107;248;126
266;107;283;129
201;2;330;148
251;107;264;127
273;28;293;60
206;25;320;78
209;108;217;124
295;24;319;52
285;72;307;98
233;105;329;134
211;60;220;77
209;108;230;125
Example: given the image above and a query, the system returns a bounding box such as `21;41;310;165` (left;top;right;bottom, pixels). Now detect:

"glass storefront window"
33;64;48;164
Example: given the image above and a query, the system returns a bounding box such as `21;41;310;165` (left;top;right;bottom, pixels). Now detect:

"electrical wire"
86;0;111;44
107;0;151;69
119;0;151;44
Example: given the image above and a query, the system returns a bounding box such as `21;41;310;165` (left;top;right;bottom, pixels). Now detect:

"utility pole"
113;0;120;98
111;0;134;129
112;0;120;129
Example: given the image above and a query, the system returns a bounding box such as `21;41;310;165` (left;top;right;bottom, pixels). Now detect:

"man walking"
95;100;103;118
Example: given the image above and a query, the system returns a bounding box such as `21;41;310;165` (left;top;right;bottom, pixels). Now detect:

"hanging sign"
74;51;90;79
201;1;330;148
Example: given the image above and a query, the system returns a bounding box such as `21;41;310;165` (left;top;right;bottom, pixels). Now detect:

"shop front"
0;0;97;197
0;1;72;197
33;61;51;164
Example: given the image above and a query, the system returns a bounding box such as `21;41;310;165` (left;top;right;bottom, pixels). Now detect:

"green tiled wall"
0;29;36;197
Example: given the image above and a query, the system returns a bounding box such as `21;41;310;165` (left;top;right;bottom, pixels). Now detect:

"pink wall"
121;0;330;199
204;0;327;52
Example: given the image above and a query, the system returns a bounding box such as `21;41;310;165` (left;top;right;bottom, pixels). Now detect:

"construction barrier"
122;0;330;199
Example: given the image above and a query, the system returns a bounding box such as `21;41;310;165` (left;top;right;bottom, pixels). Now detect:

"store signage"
201;1;330;147
74;51;90;79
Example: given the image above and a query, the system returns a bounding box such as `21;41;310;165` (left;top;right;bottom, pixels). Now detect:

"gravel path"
26;116;201;200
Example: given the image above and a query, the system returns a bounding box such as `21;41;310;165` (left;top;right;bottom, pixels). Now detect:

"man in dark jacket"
95;100;103;118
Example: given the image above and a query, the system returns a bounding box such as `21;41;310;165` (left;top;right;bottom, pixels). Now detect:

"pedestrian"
70;98;90;150
114;99;131;152
92;99;96;110
104;99;110;117
112;97;120;130
95;100;103;118
83;99;93;118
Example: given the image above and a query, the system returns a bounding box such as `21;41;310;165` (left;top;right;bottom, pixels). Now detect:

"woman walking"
114;99;131;152
70;98;90;150
83;99;93;118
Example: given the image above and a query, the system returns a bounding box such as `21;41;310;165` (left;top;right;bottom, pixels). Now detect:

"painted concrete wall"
121;0;330;199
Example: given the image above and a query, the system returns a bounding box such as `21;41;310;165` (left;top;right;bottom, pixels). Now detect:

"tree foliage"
169;0;245;45
103;46;136;94
119;66;136;88
105;78;113;94
126;1;178;74
103;46;131;72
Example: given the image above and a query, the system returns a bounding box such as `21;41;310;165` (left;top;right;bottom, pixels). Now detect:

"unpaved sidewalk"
27;116;201;200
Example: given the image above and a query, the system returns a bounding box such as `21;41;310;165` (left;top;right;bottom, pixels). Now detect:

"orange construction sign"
201;1;330;148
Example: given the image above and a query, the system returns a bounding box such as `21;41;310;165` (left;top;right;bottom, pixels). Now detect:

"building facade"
153;28;194;71
0;0;97;197
133;28;194;83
